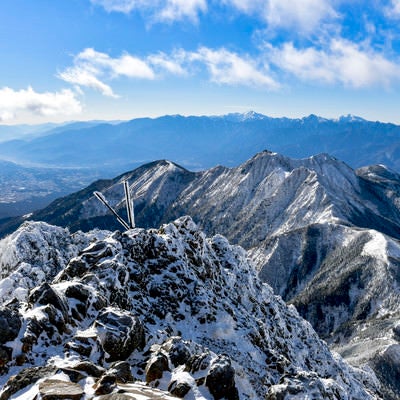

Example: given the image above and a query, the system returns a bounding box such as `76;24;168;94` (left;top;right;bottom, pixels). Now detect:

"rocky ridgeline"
0;218;380;399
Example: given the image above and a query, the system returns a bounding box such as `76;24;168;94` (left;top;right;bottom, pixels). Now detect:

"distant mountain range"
4;150;400;398
1;111;400;219
1;112;400;171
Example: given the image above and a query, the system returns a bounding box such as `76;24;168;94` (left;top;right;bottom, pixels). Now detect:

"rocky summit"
0;218;380;399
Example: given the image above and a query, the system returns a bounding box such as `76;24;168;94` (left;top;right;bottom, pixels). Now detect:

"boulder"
168;380;191;398
205;355;238;400
0;366;56;400
0;346;12;369
93;374;117;395
162;337;191;367
38;379;84;400
0;309;21;344
70;360;105;378
95;308;145;362
145;352;170;383
28;283;68;320
108;361;134;383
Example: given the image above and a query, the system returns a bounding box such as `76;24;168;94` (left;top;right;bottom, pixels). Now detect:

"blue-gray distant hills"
1;111;400;219
1;111;400;171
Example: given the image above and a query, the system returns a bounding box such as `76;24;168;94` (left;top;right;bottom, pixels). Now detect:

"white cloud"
385;0;400;18
158;0;207;22
270;39;400;88
59;46;279;94
189;47;279;89
224;0;338;35
0;87;82;122
58;48;155;97
90;0;147;14
266;0;338;33
147;52;187;75
59;66;116;97
222;0;265;14
90;0;206;22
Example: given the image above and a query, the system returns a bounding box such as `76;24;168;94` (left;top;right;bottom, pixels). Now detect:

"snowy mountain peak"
0;218;380;399
223;111;268;122
338;114;366;123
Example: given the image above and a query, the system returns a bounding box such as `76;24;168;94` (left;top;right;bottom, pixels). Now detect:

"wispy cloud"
60;36;400;99
158;0;207;22
188;47;279;89
270;39;400;88
90;0;206;22
147;51;187;76
265;0;338;34
58;48;156;97
223;0;338;36
0;87;82;122
90;0;146;14
385;0;400;18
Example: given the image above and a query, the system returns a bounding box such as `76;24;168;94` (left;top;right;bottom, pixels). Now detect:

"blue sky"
1;0;400;124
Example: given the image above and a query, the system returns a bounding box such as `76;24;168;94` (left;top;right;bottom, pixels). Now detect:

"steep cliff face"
0;218;379;399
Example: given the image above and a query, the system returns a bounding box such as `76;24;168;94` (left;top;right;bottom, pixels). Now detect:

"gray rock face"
0;366;56;400
95;308;145;362
206;355;238;400
145;352;170;383
0;309;21;344
38;379;84;400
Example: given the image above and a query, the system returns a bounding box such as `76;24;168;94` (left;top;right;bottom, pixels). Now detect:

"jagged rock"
94;383;179;399
205;355;238;400
42;304;67;334
145;352;170;383
168;380;191;398
70;360;105;378
28;282;68;320
38;379;84;400
0;346;12;369
0;217;382;399
108;361;134;383
0;366;56;400
65;282;91;303
60;258;89;280
93;374;117;395
95;308;145;362
56;367;85;383
185;351;212;374
94;395;132;400
66;331;103;361
162;337;191;367
0;308;21;344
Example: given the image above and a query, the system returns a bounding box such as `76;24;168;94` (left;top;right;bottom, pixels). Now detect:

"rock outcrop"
0;218;381;398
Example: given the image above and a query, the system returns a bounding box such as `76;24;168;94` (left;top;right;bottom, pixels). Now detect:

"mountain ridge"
0;217;381;399
3;149;400;397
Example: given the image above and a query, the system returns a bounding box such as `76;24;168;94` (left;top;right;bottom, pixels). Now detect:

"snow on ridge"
0;217;380;399
0;221;108;303
362;231;388;263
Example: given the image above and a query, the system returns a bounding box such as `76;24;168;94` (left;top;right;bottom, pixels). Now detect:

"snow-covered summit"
0;217;380;399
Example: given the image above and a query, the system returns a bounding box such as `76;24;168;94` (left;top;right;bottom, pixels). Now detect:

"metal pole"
93;191;130;230
123;180;135;229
